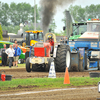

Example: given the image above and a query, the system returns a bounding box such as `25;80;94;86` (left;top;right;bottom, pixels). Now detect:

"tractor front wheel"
26;57;32;72
25;52;29;60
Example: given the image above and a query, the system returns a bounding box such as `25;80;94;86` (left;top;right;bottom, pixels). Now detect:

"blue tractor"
63;11;100;71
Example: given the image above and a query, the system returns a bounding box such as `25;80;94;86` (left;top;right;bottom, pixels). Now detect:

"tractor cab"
87;19;100;32
44;33;57;55
78;19;100;40
45;33;56;51
25;30;43;46
44;33;56;42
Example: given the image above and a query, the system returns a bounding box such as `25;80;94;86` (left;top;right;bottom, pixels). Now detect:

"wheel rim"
66;51;70;68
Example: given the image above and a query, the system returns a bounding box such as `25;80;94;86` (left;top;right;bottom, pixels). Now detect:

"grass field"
0;64;99;91
0;77;99;90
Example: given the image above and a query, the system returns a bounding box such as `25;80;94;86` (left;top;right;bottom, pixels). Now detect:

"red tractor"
26;33;71;72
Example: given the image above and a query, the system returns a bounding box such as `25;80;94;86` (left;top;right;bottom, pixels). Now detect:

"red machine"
1;74;5;81
34;43;51;57
1;70;6;81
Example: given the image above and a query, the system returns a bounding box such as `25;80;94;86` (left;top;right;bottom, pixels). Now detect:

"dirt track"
0;67;100;79
0;86;100;100
0;67;100;100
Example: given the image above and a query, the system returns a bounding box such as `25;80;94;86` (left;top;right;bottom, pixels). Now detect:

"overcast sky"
1;0;100;32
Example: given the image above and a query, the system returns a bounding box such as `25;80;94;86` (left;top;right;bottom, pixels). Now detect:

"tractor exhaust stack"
65;11;73;40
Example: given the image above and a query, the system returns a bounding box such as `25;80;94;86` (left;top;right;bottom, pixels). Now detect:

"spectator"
13;44;16;48
15;40;17;44
14;44;21;67
5;45;15;68
1;44;7;67
13;44;16;67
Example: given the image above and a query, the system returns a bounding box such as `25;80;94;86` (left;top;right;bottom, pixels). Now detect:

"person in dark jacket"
13;44;21;67
1;44;8;67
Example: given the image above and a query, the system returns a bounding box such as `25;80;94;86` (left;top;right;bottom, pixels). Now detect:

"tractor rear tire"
26;57;32;72
54;45;71;72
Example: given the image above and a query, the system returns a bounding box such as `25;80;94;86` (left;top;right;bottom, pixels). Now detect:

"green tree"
9;2;41;26
96;4;100;18
0;2;41;33
85;4;97;19
0;2;10;26
24;23;34;31
62;4;100;25
68;5;86;22
30;5;40;23
0;24;3;40
9;2;32;25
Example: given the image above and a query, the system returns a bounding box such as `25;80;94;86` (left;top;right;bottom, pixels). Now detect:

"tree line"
61;4;100;35
62;4;100;24
0;2;40;26
0;1;41;34
1;2;100;35
0;2;57;34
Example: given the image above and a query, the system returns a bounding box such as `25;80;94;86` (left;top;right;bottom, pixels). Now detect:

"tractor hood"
69;35;81;40
79;32;100;39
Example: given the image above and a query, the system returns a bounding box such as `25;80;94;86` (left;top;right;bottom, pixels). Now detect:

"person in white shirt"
5;45;15;68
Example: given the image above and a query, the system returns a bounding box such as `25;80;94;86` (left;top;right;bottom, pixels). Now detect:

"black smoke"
40;0;76;35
